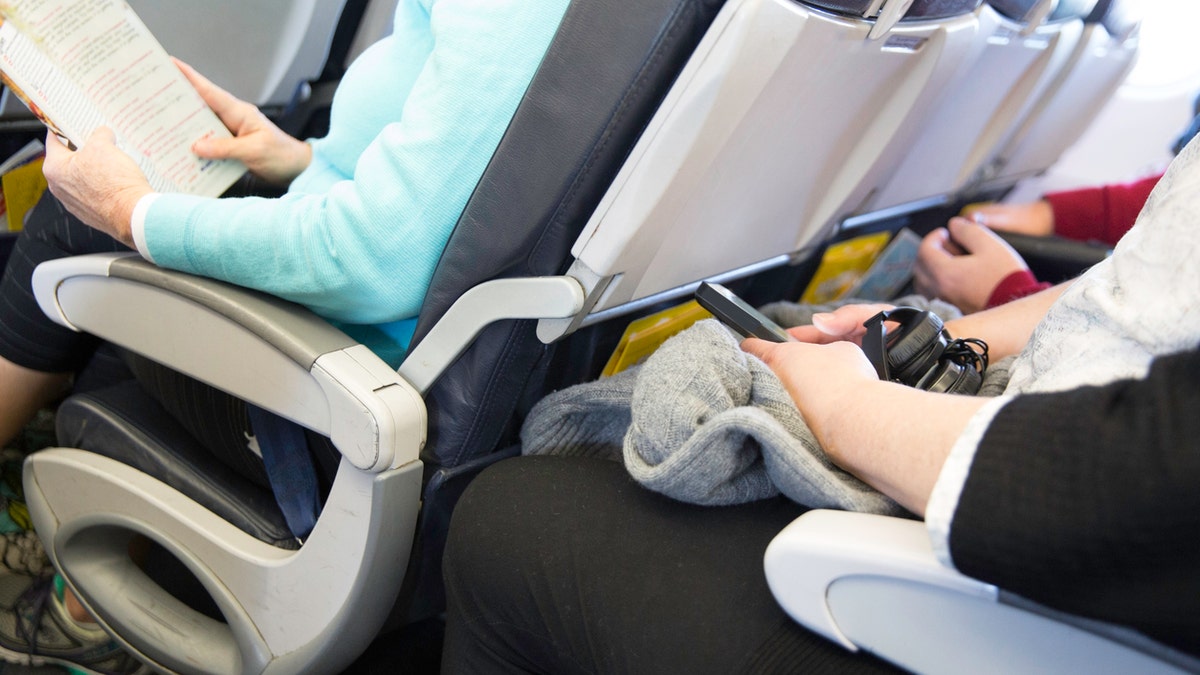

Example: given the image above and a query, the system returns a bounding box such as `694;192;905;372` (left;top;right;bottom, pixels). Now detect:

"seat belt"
245;405;321;541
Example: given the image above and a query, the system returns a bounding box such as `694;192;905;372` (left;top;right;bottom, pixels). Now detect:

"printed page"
0;0;244;196
0;17;173;190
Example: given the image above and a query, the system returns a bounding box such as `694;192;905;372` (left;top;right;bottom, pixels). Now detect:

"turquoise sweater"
141;0;569;366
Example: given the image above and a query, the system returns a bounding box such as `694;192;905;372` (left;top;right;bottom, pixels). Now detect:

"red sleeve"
1045;173;1163;247
985;269;1051;309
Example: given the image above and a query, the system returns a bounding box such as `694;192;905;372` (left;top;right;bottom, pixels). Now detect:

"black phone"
694;282;795;343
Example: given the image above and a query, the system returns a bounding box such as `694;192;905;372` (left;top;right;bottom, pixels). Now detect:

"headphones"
860;307;988;395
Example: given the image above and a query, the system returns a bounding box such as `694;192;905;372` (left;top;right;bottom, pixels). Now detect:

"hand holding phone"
694;282;796;343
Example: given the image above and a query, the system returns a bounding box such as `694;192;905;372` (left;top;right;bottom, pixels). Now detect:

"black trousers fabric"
441;455;902;675
0;192;129;372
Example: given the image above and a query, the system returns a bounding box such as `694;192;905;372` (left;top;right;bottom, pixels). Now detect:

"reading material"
799;228;922;304
602;300;713;377
843;227;921;301
0;138;45;230
0;0;244;196
799;231;892;304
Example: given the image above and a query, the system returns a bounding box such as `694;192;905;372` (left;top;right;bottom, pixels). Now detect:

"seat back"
871;0;1106;210
976;0;1139;191
562;0;983;315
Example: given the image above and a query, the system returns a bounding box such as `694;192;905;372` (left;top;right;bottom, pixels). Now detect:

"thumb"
192;134;239;160
87;126;118;147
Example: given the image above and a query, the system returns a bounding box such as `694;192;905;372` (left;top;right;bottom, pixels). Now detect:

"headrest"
985;0;1040;23
1089;0;1139;40
801;0;982;21
1048;0;1098;22
907;0;985;20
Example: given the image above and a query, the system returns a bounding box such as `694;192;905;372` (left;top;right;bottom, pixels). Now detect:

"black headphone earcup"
886;310;945;383
918;358;983;394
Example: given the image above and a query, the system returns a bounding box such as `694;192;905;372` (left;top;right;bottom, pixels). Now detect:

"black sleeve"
949;346;1200;657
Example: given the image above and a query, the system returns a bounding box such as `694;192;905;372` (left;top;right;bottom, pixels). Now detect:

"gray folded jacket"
521;297;1012;515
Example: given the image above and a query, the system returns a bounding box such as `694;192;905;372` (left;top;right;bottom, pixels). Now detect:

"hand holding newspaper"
0;0;245;196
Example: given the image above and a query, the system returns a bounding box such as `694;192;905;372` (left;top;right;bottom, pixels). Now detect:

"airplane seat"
21;1;720;672
870;0;1103;212
972;0;1140;193
276;0;403;139
22;0;989;672
764;509;1200;674
406;0;984;623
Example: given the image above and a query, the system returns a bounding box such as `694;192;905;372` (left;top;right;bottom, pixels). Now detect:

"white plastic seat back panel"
570;0;979;313
983;19;1138;188
871;5;1078;209
131;0;348;107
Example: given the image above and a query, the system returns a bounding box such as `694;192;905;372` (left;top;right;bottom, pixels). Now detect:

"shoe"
0;573;148;675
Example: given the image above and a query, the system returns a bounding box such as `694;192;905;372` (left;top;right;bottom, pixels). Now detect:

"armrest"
32;253;424;472
764;510;1195;674
996;230;1112;283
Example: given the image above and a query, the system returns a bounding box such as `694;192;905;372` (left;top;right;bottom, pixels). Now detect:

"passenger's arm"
42;128;152;248
948;347;1200;654
943;281;1068;361
138;0;569;324
911;218;1031;314
789;279;1068;363
176;59;312;187
741;337;990;515
1044;172;1161;247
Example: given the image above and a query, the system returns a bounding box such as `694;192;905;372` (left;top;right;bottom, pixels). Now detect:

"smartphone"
694;282;795;343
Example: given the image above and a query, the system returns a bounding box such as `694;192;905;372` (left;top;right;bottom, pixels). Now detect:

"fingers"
43;130;70;166
173;57;252;131
919;227;954;259
191;133;239;160
946;217;1003;253
803;303;893;343
740;336;779;363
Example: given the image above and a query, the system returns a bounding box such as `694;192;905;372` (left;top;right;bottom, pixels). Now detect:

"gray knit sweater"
521;297;1012;514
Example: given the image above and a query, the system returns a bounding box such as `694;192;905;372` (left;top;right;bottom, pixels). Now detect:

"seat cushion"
54;379;298;549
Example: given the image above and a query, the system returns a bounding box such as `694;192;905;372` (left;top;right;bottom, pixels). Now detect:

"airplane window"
1123;0;1200;94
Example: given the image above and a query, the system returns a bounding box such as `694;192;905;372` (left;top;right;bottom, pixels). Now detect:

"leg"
442;455;902;675
0;358;67;448
0;193;129;446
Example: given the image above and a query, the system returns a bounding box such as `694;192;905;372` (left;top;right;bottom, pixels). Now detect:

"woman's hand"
786;302;895;345
742;334;986;516
42;128;153;248
913;217;1029;314
175;59;312;186
741;338;879;425
961;200;1055;237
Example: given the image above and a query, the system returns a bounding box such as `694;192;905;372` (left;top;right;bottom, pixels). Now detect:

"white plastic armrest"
764;510;1197;675
398;276;585;394
764;509;994;651
32;253;424;471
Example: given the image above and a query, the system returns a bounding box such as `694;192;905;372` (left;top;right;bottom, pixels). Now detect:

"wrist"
801;377;891;463
107;186;153;247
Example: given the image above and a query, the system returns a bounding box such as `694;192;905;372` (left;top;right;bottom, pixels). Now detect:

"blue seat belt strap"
245;404;321;540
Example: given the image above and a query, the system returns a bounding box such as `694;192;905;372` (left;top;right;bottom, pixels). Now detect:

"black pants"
0;190;338;488
442;455;902;675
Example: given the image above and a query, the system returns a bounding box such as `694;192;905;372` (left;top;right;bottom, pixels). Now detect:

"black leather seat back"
411;0;728;473
400;0;730;620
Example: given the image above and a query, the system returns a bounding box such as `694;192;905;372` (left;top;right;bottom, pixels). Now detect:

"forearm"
944;281;1069;360
796;374;990;516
